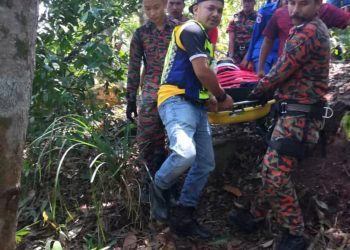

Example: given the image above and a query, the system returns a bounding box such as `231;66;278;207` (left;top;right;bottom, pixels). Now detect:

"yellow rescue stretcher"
208;99;275;125
211;58;275;125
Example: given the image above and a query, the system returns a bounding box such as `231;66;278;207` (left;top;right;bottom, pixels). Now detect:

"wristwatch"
216;92;227;102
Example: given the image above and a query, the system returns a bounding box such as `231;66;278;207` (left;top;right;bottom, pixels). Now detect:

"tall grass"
26;114;140;246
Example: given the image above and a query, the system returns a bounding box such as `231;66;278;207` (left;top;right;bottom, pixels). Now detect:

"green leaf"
90;162;107;183
59;24;69;33
45;240;63;250
341;112;350;140
55;142;84;189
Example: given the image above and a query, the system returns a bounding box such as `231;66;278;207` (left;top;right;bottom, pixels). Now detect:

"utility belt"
267;101;333;160
178;94;206;106
275;101;333;120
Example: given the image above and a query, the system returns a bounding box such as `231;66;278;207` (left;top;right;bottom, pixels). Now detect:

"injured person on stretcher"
208;58;275;125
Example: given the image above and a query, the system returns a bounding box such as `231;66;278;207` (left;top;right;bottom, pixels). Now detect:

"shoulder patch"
256;13;262;23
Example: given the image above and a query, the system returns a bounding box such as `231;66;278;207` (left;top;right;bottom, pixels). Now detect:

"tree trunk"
0;1;38;249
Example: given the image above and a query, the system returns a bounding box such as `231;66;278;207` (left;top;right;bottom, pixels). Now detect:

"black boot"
147;154;167;175
228;208;258;233
276;231;306;250
152;154;167;169
149;183;170;223
170;204;212;239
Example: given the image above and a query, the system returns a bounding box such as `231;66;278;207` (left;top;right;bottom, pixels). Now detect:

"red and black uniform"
227;10;257;63
126;17;176;171
251;17;330;236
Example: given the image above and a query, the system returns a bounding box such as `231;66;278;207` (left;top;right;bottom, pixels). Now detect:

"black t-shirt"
180;22;209;61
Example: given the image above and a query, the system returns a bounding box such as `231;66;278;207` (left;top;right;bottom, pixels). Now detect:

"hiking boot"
152;154;167;169
170;204;212;239
228;208;258;233
147;154;167;175
276;231;306;250
149;183;170;223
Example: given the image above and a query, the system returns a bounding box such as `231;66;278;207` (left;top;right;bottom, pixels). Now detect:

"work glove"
247;91;269;106
126;101;137;122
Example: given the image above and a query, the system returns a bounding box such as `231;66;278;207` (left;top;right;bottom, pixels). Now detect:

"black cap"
189;0;225;14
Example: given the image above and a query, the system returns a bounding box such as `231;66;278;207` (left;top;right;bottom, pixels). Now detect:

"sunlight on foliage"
31;0;139;132
341;111;350;141
16;221;40;244
330;28;350;60
45;239;63;250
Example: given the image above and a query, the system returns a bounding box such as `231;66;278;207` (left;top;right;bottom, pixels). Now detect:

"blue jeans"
327;0;350;8
155;95;215;207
